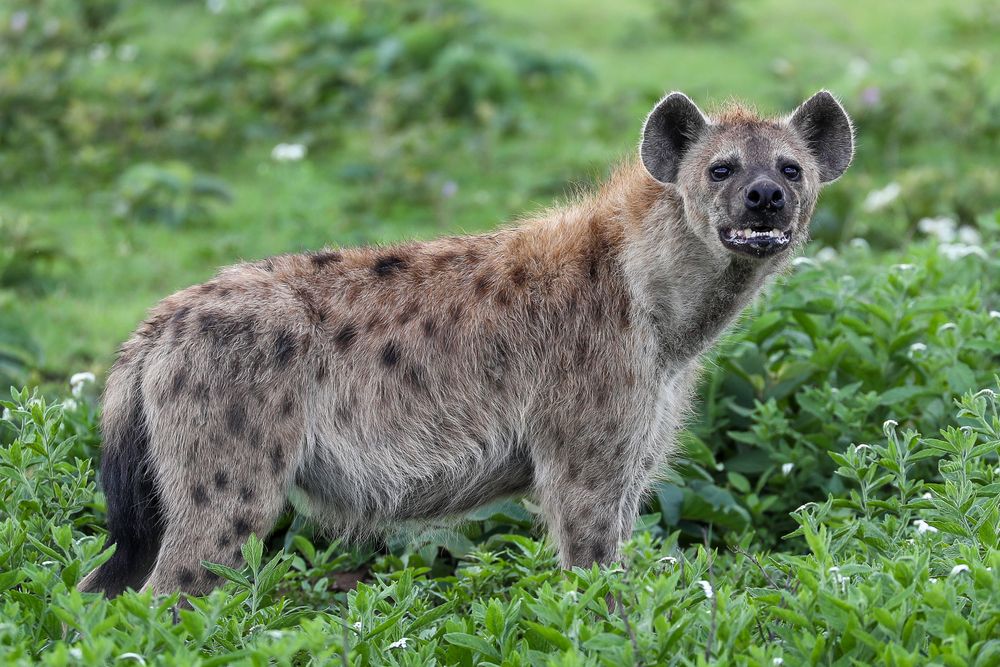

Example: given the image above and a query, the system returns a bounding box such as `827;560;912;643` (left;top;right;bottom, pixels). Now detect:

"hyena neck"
607;163;778;364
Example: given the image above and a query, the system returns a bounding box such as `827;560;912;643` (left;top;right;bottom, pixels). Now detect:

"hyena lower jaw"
79;90;853;597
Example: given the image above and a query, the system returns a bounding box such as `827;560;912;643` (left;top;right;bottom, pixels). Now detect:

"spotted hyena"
79;91;853;596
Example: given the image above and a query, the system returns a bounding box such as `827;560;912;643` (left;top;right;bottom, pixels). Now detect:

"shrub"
112;162;232;227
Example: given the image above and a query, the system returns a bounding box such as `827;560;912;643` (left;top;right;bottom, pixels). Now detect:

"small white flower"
862;183;901;212
828;566;848;591
891;263;915;272
353;621;363;630
1;408;10;421
773;658;785;666
658;556;678;565
265;630;285;639
939;243;987;261
917;216;957;243
816;247;838;263
937;322;957;333
854;443;872;451
950;564;970;576
207;0;226;13
696;580;714;599
958;226;982;245
117;44;138;62
89;43;111;62
928;577;937;584
69;648;83;660
883;419;898;429
715;462;725;471
921;492;932;500
70;371;96;397
388;637;410;649
62;398;79;412
846;57;870;80
781;462;794;476
271;143;307;162
913;519;938;534
990;311;1000;319
849;238;870;250
791;256;817;268
909;343;927;353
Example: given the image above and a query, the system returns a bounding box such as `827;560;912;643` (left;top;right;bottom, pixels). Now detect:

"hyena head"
640;90;854;261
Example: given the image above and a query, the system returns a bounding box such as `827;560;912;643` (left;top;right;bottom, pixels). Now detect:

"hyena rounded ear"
789;90;855;183
640;92;709;184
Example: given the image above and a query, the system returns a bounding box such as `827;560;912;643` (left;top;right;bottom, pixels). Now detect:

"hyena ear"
640;92;709;184
789;90;855;183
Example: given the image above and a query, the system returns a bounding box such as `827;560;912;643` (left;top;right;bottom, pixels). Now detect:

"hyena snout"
743;178;785;215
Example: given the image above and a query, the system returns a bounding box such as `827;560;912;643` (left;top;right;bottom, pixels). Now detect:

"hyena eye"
709;165;732;181
781;164;801;181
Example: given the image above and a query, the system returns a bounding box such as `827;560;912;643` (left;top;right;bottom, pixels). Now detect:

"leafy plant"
112;162;232;227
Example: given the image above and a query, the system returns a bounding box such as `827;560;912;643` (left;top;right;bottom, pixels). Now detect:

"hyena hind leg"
141;470;290;597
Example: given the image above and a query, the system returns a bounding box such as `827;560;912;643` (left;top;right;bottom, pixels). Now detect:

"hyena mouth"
719;226;791;257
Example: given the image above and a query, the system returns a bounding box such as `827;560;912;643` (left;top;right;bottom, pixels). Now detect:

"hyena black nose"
744;180;785;212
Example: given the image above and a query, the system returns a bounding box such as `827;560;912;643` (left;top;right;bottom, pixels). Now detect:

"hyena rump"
80;91;853;596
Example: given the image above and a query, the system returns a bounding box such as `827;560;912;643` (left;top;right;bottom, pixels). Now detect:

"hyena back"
80;90;853;596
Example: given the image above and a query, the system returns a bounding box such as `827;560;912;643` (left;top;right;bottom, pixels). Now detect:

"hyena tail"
78;357;164;596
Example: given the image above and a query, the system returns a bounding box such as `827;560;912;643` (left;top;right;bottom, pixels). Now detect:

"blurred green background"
2;0;996;388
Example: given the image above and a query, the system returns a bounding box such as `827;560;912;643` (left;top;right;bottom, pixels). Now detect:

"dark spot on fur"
178;568;196;586
495;287;512;308
214;470;229;490
473;274;492;297
432;251;460;270
292;286;326;324
199;312;255;343
170;306;192;332
421;318;437;338
269;444;284;474
509;264;528;286
233;518;251;536
310;250;342;268
365;312;387;333
373;254;407;277
273;330;297;367
593;543;609;563
280;391;295;417
381;341;401;367
239;485;254;501
448;303;463;323
334;323;358;350
315;360;328;383
225;402;247;436
397;301;419;325
193;382;210;400
192;484;209;506
404;364;426;390
170;368;187;397
200;283;217;294
218;286;232;298
216;534;232;548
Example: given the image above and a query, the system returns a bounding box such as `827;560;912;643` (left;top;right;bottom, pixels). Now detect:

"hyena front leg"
535;434;649;569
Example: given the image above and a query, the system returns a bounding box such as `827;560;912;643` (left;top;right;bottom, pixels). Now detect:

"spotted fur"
79;91;853;597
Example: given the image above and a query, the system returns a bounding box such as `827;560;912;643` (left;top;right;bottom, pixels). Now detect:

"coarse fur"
79;91;854;597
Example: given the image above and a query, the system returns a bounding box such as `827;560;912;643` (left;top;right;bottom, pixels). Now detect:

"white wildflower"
773;659;785;666
353;621;362;630
69;648;83;660
891;263;915;271
846;57;870;80
950;564;970;576
117;44;138;62
70;371;96;397
265;630;285;639
10;11;29;33
958;226;981;245
928;577;937;583
913;519;938;534
207;0;226;13
849;237;870;250
388;638;410;650
791;256;817;268
89;43;111;62
658;556;678;565
696;580;714;599
939;243;987;261
1;408;10;421
909;342;927;353
271;143;307;162
828;566;848;591
854;443;872;451
781;462;795;476
862;182;901;212
62;398;79;412
816;247;838;263
921;492;933;500
917;216;957;242
883;419;898;429
990;311;1000;319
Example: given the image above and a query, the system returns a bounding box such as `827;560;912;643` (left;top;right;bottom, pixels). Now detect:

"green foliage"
1;385;998;664
652;0;746;38
113;162;232;227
